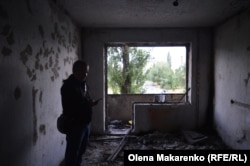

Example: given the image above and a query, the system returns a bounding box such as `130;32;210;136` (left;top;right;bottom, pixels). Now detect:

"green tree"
146;52;186;92
147;61;174;90
107;46;151;94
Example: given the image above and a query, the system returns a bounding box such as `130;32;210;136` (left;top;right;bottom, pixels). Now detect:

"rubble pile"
82;129;228;165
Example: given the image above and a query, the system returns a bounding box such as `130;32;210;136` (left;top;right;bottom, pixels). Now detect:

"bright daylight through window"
106;45;187;95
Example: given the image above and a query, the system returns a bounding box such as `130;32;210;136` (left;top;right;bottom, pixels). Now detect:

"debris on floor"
82;129;229;165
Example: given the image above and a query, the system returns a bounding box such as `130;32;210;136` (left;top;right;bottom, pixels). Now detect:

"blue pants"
65;123;91;166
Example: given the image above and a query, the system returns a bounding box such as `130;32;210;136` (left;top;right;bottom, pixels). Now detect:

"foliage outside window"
107;45;186;94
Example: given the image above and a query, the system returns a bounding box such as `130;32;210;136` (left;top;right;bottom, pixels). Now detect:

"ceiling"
57;0;250;28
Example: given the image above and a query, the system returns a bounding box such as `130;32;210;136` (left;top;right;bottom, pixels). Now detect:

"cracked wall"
0;0;81;165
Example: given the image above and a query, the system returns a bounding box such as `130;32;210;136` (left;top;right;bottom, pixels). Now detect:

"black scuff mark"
32;87;38;145
26;0;33;15
14;86;21;100
38;25;44;38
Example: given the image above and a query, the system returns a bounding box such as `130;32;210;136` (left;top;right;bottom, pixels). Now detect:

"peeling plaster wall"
214;8;250;149
0;0;81;165
82;28;213;134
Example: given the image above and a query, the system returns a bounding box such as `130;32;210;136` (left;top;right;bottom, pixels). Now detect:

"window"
106;43;189;95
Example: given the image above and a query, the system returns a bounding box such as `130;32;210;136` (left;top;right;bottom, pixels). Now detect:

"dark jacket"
61;74;92;125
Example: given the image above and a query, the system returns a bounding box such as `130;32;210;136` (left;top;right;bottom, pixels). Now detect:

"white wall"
214;9;250;149
0;0;81;165
82;28;213;134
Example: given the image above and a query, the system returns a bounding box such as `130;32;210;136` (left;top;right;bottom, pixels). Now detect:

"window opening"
105;43;190;134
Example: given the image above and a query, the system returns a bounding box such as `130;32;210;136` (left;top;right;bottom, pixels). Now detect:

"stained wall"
0;0;81;165
214;8;250;149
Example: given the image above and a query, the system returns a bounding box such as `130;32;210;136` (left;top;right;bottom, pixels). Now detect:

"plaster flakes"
1;46;12;56
14;86;21;100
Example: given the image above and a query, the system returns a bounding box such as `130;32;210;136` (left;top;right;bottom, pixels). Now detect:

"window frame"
105;42;191;103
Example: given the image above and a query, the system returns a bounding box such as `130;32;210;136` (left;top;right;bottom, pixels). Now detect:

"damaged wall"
82;28;213;134
0;0;81;165
214;8;250;149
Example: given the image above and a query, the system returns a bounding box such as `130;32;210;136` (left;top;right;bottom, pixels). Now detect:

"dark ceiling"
57;0;250;28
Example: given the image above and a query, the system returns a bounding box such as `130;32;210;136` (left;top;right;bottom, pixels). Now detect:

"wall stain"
26;68;32;78
39;91;43;104
38;25;44;38
14;86;21;100
2;46;12;56
26;0;33;15
52;67;59;79
32;87;38;145
247;46;250;51
31;74;36;81
0;4;8;19
20;44;32;65
244;73;250;87
51;76;55;82
45;63;48;70
35;61;39;70
39;64;44;72
39;124;46;135
43;47;53;57
49;56;53;67
6;31;14;45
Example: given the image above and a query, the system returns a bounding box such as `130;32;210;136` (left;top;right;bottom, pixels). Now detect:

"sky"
138;46;186;70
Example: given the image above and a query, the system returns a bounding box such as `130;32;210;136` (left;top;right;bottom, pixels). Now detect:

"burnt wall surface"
0;0;81;165
214;8;250;149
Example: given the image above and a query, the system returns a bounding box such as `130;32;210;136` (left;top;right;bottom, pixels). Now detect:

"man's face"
80;66;89;81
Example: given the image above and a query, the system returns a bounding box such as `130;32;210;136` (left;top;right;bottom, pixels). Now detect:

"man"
61;60;100;166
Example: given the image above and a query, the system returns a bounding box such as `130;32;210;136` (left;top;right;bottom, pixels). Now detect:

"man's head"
72;60;89;81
